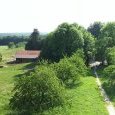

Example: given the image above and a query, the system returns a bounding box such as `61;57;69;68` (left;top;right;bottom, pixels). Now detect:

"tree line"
25;22;115;65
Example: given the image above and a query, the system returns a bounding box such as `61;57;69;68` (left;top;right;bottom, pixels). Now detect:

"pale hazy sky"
0;0;115;33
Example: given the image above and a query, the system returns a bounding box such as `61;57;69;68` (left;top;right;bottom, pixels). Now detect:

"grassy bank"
97;67;115;106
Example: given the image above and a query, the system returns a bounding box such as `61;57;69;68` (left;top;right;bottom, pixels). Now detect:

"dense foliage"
0;35;28;45
25;29;42;50
68;50;87;76
72;23;95;64
53;58;80;87
51;50;87;87
103;65;115;95
8;42;16;49
42;23;84;61
96;22;115;63
42;23;95;64
105;47;115;65
10;47;88;112
10;66;66;111
87;22;103;38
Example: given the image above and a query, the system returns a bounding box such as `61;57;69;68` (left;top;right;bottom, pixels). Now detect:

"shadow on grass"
103;83;115;101
6;110;33;115
22;62;36;70
66;81;83;89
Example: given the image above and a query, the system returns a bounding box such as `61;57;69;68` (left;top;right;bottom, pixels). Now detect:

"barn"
15;50;41;62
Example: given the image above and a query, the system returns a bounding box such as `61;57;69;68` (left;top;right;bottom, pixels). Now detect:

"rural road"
92;62;115;115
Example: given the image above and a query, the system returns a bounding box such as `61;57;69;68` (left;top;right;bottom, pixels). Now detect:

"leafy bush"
103;65;115;78
106;47;115;65
52;57;81;87
0;53;2;62
16;42;26;48
41;23;84;62
10;66;66;112
8;42;15;48
68;51;88;76
103;65;115;93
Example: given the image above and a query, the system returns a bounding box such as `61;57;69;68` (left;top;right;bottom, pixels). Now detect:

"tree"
8;42;15;48
25;29;42;50
103;65;115;93
83;32;95;64
105;47;115;65
68;50;88;76
42;23;84;62
16;42;26;48
10;66;66;111
71;23;95;65
52;57;80;87
87;22;103;38
95;22;115;63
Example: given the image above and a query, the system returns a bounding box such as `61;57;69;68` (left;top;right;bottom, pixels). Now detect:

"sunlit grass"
42;77;108;115
0;46;24;64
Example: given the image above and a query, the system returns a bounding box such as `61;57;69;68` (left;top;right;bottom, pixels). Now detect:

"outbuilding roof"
15;50;41;59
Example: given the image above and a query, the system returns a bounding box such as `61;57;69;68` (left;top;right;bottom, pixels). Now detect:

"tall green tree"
8;42;15;49
72;23;95;64
25;29;42;50
105;47;115;65
96;22;115;63
42;23;84;61
87;22;103;38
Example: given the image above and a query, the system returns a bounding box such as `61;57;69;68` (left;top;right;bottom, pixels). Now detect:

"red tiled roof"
15;50;41;59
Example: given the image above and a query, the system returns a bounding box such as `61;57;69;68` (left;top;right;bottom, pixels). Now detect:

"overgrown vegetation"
9;50;86;112
41;23;95;64
10;66;66;112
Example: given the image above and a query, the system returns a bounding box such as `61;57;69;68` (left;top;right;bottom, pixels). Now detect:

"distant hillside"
0;32;47;37
0;33;31;37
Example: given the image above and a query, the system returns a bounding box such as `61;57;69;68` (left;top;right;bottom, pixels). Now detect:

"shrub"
10;66;66;112
16;42;26;48
68;51;88;76
8;42;15;48
103;65;115;93
106;47;115;65
52;57;81;87
103;65;115;78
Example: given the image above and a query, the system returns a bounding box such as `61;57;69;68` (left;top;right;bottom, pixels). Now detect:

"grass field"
0;46;108;115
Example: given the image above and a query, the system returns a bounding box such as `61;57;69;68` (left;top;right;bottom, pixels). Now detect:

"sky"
0;0;115;33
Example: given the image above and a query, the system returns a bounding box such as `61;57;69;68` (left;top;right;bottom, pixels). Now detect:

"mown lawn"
42;77;108;115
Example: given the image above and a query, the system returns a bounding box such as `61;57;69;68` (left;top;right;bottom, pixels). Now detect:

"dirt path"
93;65;115;115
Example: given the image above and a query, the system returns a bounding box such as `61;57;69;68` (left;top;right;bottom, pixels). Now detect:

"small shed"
15;50;41;62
